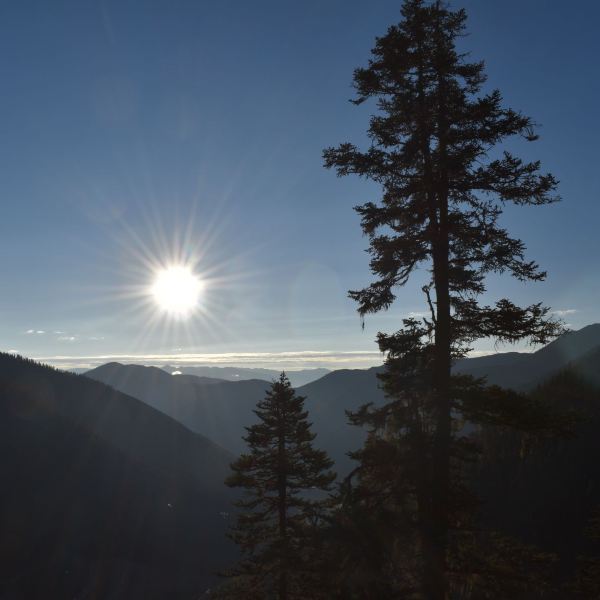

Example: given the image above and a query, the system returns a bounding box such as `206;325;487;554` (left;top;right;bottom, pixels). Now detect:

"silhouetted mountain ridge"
85;325;600;477
87;361;269;456
454;323;600;390
0;352;236;599
161;365;330;387
86;363;385;474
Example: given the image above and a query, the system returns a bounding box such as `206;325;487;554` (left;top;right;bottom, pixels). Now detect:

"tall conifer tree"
323;1;561;597
220;373;335;600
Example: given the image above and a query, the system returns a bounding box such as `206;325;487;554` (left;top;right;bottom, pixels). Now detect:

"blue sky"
0;0;598;369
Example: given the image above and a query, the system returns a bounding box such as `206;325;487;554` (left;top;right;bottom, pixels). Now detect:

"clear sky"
0;0;598;370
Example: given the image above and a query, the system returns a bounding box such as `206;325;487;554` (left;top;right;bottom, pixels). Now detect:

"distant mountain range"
71;366;330;387
86;325;600;476
161;365;331;388
454;323;600;390
0;353;235;599
73;366;330;387
86;363;269;455
85;362;381;475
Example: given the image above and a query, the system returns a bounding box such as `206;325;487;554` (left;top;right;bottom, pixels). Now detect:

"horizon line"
8;348;499;371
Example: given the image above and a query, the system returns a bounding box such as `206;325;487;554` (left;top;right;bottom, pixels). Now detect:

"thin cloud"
467;350;496;358
551;309;578;317
32;350;384;371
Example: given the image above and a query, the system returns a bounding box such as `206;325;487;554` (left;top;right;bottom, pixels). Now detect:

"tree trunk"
424;33;453;596
429;235;451;600
428;85;452;590
278;420;288;600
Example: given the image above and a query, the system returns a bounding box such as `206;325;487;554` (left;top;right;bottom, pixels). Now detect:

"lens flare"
151;266;203;317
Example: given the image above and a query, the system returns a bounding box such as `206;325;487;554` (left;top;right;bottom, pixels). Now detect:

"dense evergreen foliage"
218;374;335;599
476;371;600;591
323;0;563;596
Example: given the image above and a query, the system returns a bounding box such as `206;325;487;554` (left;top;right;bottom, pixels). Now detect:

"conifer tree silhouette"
324;1;561;597
219;373;335;599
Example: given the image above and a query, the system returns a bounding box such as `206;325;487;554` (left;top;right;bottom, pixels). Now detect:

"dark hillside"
476;370;600;573
0;353;235;599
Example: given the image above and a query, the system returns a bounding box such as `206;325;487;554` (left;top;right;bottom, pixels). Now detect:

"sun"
151;265;203;317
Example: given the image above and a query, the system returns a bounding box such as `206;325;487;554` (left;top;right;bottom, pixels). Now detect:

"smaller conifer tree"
220;373;335;600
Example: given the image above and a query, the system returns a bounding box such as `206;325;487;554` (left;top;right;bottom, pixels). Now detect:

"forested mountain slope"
0;353;235;599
